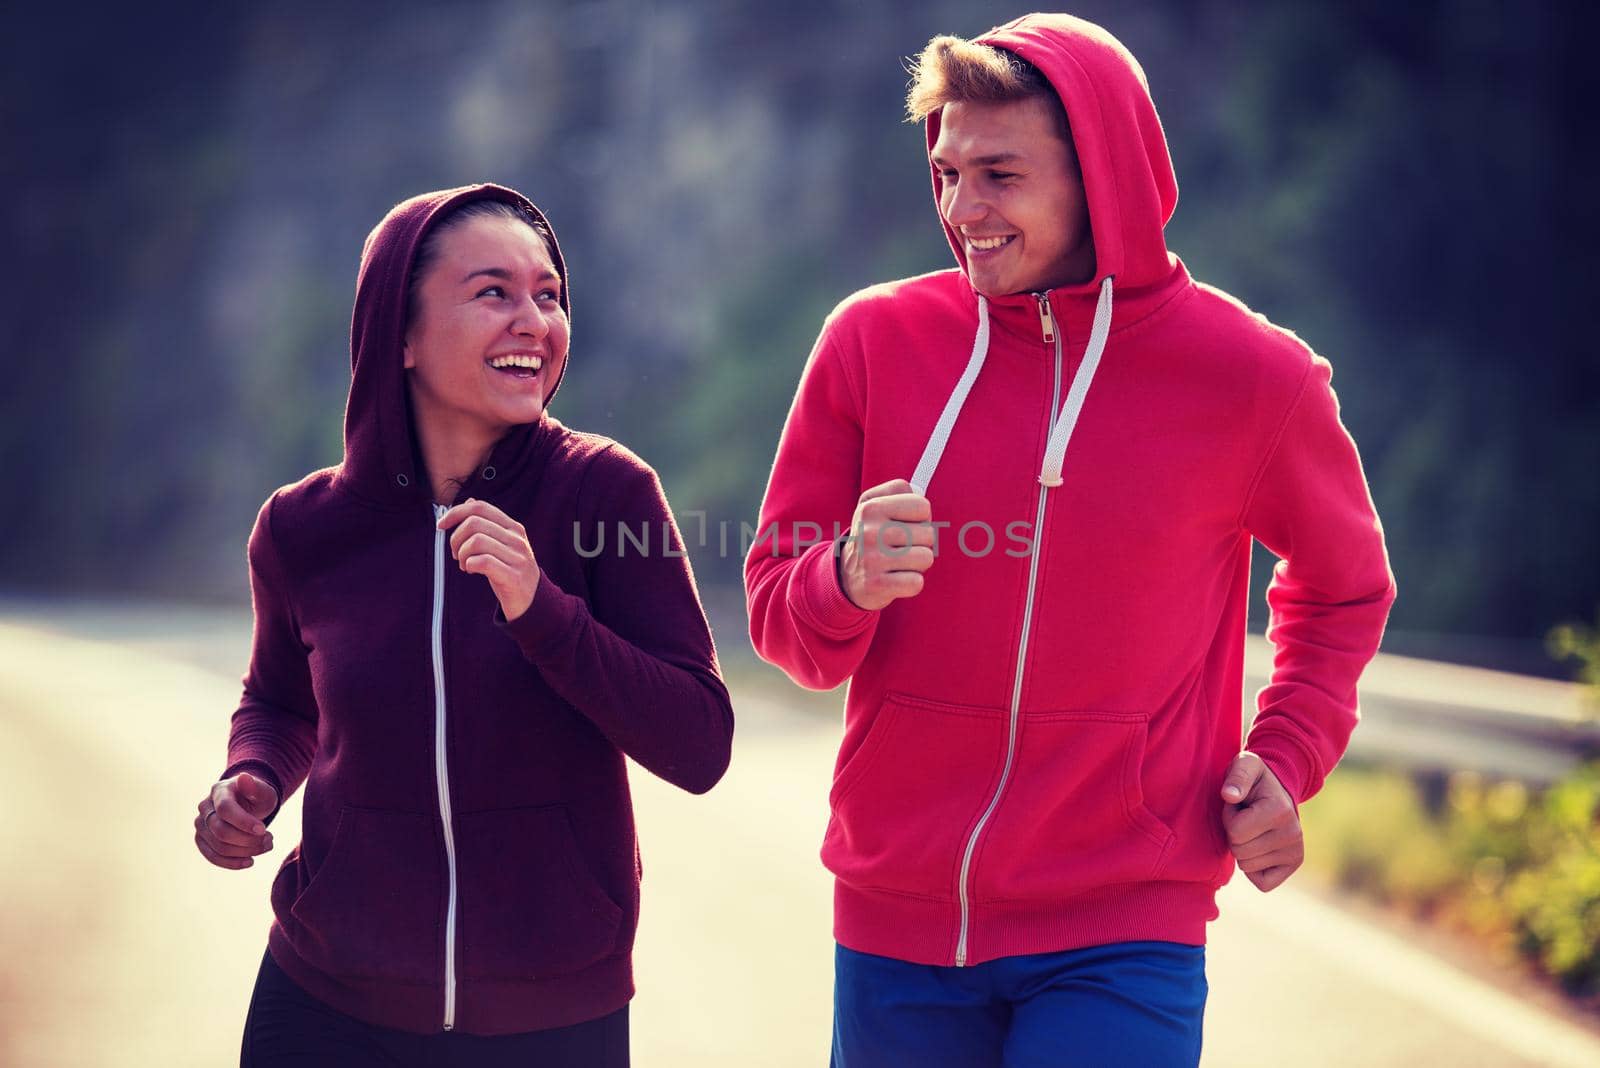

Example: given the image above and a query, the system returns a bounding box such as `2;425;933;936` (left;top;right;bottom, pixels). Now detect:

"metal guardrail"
3;597;1595;786
1244;636;1600;785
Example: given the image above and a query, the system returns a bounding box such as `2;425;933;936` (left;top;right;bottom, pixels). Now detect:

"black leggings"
240;950;629;1067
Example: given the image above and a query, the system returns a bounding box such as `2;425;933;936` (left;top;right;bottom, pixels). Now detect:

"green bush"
1503;766;1600;991
1302;761;1600;997
1547;609;1600;718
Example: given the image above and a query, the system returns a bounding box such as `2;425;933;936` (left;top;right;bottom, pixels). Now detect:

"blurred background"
3;0;1599;1064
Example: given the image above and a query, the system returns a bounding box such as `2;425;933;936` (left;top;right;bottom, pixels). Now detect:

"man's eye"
477;286;506;298
990;171;1017;182
940;169;959;181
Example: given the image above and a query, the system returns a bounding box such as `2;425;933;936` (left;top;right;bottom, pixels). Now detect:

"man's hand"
194;771;278;870
438;498;542;621
838;479;937;611
1220;751;1303;892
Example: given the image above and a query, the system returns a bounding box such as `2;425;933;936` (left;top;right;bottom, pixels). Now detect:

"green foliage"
1548;610;1600;716
1504;768;1600;989
1304;763;1600;996
1307;771;1456;906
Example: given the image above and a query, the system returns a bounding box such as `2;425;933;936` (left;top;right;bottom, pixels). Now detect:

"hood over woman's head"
338;183;571;509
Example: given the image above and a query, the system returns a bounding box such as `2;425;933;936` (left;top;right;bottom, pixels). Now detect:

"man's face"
931;96;1094;297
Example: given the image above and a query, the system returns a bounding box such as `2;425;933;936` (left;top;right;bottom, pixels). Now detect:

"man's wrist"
834;536;862;609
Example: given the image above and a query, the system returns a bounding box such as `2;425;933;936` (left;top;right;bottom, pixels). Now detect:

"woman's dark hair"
404;199;556;333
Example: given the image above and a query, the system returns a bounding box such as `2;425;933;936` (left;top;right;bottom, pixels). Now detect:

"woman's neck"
411;410;499;506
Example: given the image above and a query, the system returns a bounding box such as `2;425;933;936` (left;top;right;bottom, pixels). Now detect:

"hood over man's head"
912;35;1094;297
910;14;1181;299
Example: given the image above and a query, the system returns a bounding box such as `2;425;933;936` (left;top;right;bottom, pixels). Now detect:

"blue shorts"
832;941;1206;1068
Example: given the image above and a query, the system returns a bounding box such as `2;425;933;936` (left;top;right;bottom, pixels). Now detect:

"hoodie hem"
833;879;1214;967
266;925;633;1036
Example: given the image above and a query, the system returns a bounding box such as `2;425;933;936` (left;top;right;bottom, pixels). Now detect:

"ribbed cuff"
496;575;582;661
793;536;877;639
1243;734;1315;806
219;759;286;826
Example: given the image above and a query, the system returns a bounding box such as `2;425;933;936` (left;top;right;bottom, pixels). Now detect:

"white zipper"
431;503;460;1029
954;293;1062;967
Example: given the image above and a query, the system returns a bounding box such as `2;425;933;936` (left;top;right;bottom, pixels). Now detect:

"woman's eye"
477;285;506;299
537;289;560;303
940;169;959;181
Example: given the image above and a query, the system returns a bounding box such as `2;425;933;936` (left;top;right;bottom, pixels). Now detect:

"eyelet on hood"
336;183;570;509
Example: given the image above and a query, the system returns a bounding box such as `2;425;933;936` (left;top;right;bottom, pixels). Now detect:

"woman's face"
403;214;569;448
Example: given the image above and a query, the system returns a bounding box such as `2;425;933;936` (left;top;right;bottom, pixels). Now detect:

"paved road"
2;603;1598;1066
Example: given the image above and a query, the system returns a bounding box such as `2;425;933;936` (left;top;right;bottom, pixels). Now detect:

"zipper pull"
1036;293;1055;344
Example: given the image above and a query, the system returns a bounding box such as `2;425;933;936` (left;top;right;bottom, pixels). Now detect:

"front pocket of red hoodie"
454;805;624;981
285;805;441;983
971;711;1177;902
822;692;1007;899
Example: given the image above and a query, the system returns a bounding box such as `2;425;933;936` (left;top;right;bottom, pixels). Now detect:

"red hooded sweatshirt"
745;14;1395;967
223;183;733;1034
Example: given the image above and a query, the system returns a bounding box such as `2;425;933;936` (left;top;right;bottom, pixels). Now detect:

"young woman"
193;183;734;1067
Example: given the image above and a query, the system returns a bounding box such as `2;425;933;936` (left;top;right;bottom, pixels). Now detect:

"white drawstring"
909;275;1113;498
1038;275;1114;487
910;296;990;497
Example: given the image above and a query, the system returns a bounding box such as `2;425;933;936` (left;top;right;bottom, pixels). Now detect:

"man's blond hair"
905;34;1071;142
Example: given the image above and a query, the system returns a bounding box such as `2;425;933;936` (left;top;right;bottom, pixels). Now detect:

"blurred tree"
1;0;1593;672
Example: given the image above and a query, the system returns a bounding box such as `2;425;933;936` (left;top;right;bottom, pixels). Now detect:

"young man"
744;13;1396;1067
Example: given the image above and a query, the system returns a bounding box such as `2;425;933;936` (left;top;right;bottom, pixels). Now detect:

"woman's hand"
195;771;278;870
437;498;542;621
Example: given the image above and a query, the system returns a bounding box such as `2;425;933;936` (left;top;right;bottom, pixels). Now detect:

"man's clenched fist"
838;479;938;611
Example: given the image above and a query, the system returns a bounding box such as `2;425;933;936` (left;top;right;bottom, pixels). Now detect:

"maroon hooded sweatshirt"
222;183;734;1035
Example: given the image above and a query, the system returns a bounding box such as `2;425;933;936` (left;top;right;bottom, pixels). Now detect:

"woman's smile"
486;352;545;381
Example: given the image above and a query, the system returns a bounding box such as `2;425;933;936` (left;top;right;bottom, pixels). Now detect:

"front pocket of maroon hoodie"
285;806;441;983
454;806;624;981
971;711;1176;902
822;692;1008;899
